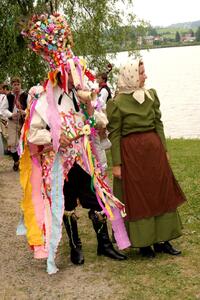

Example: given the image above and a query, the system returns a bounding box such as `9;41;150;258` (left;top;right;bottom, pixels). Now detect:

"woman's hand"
11;112;18;121
112;165;122;179
59;133;72;148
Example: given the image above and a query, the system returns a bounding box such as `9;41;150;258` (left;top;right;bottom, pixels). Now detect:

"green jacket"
106;88;167;166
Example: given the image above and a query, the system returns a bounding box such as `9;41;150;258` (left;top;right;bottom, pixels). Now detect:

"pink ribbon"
46;80;61;152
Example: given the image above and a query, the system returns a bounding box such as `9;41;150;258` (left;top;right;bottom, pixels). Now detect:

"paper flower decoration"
22;13;74;69
82;124;91;135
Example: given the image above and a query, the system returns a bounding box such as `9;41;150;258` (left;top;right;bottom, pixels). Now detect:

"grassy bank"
78;138;200;299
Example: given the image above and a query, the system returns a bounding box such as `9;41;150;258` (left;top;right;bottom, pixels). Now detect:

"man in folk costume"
96;65;112;109
18;13;130;274
0;82;9;155
1;77;28;170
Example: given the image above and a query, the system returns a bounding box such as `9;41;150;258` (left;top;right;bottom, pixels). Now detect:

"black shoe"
162;241;181;256
13;162;19;171
153;243;164;253
97;243;127;260
139;246;155;258
113;249;127;260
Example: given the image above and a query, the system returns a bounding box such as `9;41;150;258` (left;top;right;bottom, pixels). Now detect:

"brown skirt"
121;131;186;221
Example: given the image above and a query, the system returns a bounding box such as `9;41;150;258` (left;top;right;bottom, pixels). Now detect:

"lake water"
112;45;200;139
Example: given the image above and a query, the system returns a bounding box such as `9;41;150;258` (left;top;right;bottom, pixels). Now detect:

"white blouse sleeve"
1;96;13;118
28;110;52;145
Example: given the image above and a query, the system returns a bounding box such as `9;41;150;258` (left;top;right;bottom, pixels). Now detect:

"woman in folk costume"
107;58;186;258
17;13;130;274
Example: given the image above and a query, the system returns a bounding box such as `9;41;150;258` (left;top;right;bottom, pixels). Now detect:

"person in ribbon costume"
17;13;130;274
107;59;186;258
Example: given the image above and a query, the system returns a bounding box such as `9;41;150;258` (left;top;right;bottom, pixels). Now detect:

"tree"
0;0;147;88
0;0;48;87
147;26;158;37
175;31;181;42
189;29;194;37
196;27;200;42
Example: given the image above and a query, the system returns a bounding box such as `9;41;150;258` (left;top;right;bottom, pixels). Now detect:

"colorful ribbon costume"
17;13;130;274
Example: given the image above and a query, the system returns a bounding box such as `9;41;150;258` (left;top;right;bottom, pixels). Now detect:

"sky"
131;0;200;27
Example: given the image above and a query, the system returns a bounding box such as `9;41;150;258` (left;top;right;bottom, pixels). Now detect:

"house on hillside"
143;36;154;45
137;35;164;46
181;33;196;42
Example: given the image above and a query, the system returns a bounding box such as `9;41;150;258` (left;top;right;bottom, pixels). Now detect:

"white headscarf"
117;58;153;104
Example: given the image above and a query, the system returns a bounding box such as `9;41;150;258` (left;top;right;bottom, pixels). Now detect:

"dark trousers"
12;151;19;162
63;163;102;212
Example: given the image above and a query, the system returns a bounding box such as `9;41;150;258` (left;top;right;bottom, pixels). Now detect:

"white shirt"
98;88;109;110
0;94;14;119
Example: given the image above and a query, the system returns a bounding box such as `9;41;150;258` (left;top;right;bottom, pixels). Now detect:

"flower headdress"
21;13;95;87
21;13;96;150
22;13;74;70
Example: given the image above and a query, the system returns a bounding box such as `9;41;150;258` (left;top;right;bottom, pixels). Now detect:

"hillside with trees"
141;20;200;48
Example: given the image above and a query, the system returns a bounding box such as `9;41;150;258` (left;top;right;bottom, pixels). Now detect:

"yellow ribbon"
20;145;43;246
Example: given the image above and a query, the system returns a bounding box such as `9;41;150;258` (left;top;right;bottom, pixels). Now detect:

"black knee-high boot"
12;151;19;171
88;210;127;260
63;213;84;265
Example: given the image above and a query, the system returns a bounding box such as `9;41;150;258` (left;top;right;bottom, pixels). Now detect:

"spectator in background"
94;65;113;159
0;82;10;155
96;64;112;110
1;77;28;170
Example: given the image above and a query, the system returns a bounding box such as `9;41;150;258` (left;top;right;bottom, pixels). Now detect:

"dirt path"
0;157;122;300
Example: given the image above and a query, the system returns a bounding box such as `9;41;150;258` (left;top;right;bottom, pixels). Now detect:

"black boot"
89;210;127;260
63;213;84;265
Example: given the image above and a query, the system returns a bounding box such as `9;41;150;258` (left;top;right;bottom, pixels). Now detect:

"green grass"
74;139;200;300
